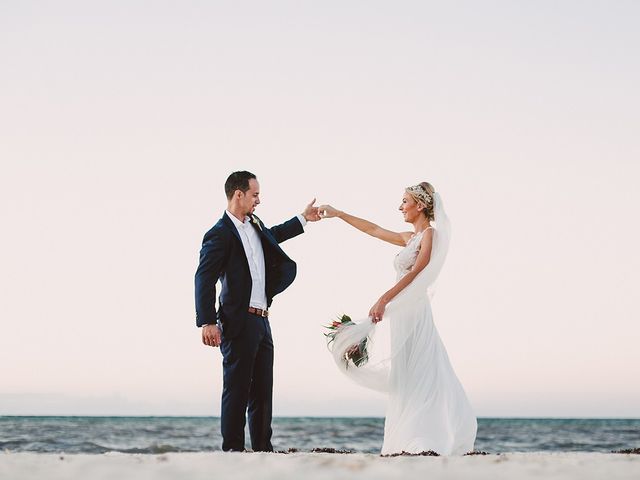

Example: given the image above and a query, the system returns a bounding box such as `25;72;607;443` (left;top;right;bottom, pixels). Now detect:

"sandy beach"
1;452;639;480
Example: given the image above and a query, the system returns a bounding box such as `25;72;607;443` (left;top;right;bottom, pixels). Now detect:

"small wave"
66;442;112;454
117;444;193;454
0;440;29;451
66;442;195;454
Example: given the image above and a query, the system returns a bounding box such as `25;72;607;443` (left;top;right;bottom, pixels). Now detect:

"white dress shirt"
225;211;306;311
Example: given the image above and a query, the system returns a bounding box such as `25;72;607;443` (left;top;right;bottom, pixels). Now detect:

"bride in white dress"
318;182;477;455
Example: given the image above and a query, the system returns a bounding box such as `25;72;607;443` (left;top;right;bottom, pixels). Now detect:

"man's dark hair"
224;171;256;200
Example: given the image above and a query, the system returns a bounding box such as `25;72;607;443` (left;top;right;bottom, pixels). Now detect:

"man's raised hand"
302;198;322;222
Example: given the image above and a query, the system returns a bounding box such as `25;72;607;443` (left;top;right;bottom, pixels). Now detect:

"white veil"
327;192;452;392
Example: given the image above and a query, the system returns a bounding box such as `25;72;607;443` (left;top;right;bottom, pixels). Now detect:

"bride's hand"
369;298;387;323
318;204;341;219
346;344;360;356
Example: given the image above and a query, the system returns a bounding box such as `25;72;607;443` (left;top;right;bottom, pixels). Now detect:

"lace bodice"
394;229;430;280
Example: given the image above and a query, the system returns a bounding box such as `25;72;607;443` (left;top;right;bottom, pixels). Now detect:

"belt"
248;306;269;318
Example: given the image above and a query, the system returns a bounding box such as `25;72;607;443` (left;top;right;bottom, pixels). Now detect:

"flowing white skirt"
381;296;477;455
329;294;476;455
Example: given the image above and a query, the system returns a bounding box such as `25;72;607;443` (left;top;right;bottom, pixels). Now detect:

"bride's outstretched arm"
318;204;411;247
369;229;434;322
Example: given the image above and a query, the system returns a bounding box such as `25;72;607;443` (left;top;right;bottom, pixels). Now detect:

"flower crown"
406;184;433;208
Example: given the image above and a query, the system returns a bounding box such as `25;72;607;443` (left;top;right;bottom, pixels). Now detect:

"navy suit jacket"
194;212;304;338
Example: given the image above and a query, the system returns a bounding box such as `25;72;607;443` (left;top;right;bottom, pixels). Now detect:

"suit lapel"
248;215;264;237
249;215;276;248
249;215;289;259
222;211;242;244
225;212;287;261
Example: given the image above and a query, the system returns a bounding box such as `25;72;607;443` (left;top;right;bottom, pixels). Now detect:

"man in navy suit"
195;170;320;451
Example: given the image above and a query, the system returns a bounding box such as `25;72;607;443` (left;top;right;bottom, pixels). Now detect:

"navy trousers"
220;313;274;451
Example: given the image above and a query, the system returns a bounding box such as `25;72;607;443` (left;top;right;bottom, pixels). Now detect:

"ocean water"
0;417;638;454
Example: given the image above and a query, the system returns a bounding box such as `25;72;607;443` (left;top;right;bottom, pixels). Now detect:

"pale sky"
1;1;639;417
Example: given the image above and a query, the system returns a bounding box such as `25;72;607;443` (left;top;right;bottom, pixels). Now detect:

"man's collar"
225;210;249;228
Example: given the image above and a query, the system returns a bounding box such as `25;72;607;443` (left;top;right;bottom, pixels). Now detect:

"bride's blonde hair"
406;182;436;221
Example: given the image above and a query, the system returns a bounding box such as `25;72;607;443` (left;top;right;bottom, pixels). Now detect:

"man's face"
239;178;260;216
